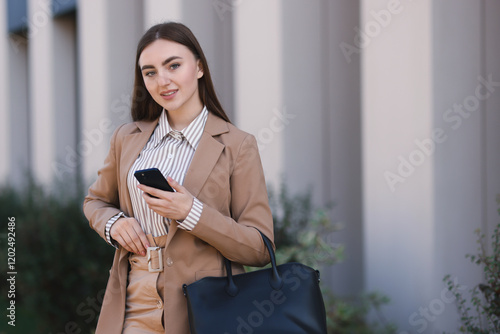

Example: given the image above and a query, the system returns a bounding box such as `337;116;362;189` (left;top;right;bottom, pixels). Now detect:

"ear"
197;60;204;79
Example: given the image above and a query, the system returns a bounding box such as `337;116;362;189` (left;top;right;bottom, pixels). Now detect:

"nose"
157;71;171;86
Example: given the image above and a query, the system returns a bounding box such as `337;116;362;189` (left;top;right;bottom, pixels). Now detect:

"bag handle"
224;230;283;297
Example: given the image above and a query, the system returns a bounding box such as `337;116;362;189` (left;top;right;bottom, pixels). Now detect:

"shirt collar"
151;106;209;149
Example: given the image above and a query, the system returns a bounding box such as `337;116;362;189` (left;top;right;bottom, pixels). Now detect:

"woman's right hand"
110;217;150;256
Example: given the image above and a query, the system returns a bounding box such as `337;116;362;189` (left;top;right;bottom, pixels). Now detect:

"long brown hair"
131;22;230;123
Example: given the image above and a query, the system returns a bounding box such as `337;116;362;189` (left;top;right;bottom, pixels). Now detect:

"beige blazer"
83;112;274;334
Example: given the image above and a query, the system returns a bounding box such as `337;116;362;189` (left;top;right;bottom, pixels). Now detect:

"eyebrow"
140;56;182;71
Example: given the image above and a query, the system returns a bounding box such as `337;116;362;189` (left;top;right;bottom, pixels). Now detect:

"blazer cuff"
177;198;203;231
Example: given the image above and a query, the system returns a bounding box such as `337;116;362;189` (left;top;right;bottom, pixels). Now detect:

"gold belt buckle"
147;246;163;273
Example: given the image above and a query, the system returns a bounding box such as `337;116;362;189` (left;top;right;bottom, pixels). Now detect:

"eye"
144;71;156;77
169;63;180;70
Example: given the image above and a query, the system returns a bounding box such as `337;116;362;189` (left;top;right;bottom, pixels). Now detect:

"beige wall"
431;0;500;330
362;0;500;332
1;5;29;187
78;0;143;184
324;0;363;298
362;0;436;328
0;1;8;180
233;0;285;186
484;0;500;256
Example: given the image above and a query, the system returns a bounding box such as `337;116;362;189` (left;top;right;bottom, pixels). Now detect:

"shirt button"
168;154;173;159
166;257;174;267
157;300;162;309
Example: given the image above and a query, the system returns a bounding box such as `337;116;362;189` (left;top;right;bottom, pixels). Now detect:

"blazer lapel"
183;113;229;197
115;119;159;286
119;119;159;217
165;113;229;248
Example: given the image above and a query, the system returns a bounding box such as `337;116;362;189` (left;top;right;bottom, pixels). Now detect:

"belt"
146;234;167;273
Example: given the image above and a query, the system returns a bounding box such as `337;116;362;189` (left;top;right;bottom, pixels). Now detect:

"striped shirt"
105;107;207;244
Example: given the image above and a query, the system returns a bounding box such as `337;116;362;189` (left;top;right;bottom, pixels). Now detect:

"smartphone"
134;168;174;194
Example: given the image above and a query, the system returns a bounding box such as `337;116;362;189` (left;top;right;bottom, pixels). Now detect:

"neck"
167;105;203;130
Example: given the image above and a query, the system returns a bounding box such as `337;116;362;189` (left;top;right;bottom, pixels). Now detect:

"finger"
112;235;132;253
141;191;162;207
112;219;146;255
137;184;163;198
110;222;135;252
123;220;149;256
114;231;138;254
131;222;150;255
167;176;184;193
124;228;143;255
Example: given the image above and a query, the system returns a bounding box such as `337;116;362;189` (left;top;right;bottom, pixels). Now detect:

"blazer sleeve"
188;134;274;267
83;125;124;242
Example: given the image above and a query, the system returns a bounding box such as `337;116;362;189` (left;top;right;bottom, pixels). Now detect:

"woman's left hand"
138;177;194;221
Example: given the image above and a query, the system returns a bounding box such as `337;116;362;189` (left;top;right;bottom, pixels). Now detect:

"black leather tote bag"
182;231;328;334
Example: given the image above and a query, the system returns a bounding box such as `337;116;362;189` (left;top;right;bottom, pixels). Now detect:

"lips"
160;89;179;100
160;89;178;100
161;90;177;96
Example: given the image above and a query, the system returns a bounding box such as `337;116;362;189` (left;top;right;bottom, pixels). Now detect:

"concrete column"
28;0;56;185
27;0;78;190
323;0;363;297
52;14;78;188
79;0;143;184
484;0;500;247
232;0;284;187
143;0;182;28
0;0;9;181
361;0;435;329
78;0;109;184
106;0;143;128
281;1;327;201
7;33;30;187
431;1;500;332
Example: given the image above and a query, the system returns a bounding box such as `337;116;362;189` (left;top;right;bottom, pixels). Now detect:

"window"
7;0;28;33
52;0;77;17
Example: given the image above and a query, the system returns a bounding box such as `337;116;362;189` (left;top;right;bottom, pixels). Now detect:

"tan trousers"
122;234;167;334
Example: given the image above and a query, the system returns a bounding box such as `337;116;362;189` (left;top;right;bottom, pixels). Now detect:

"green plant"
0;183;113;333
443;197;500;333
250;182;396;334
268;183;344;268
325;291;397;334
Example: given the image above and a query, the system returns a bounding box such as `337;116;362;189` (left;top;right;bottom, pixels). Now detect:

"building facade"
0;0;499;332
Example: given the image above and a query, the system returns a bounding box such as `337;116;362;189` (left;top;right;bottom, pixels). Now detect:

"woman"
83;22;274;334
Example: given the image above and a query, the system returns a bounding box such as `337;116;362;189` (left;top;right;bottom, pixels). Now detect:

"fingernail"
141;251;146;256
